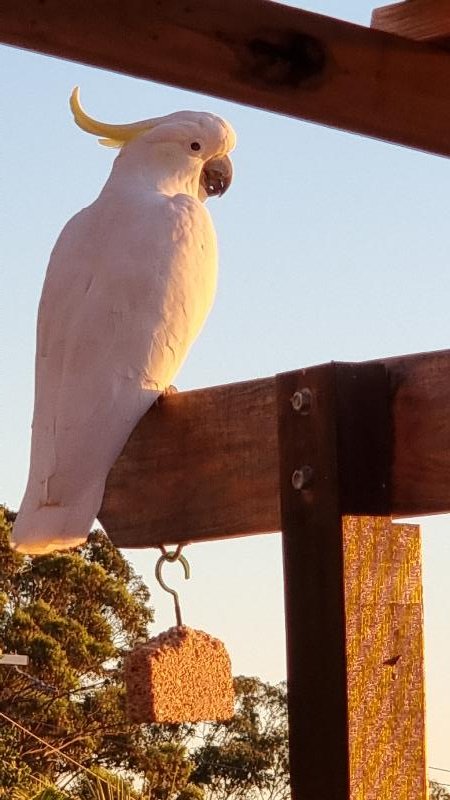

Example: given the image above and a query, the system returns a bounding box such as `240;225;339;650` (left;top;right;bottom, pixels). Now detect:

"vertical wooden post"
344;516;426;800
277;363;425;800
277;363;390;799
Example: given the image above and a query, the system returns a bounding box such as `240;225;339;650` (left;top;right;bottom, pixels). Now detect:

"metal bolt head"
291;388;312;414
291;466;314;490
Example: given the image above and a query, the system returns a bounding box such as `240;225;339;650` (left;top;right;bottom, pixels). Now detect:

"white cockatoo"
12;88;236;554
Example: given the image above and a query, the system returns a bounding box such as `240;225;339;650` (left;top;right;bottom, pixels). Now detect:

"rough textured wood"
344;517;426;800
277;366;349;800
335;363;391;515
372;0;450;47
100;349;450;546
2;0;450;157
387;348;450;516
100;377;279;547
277;368;425;800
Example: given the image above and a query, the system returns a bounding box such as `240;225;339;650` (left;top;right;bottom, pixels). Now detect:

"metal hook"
155;548;190;627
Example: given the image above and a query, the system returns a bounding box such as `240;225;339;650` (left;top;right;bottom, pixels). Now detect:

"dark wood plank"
100;348;450;546
100;377;279;548
335;363;391;515
277;365;349;800
2;0;450;156
386;348;450;516
372;0;450;47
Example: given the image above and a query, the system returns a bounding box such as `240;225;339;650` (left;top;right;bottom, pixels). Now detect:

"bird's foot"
164;385;178;397
155;385;178;407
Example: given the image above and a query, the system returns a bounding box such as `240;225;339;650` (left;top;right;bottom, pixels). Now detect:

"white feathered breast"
13;189;218;552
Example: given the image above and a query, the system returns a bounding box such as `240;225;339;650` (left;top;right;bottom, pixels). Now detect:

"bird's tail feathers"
11;480;105;554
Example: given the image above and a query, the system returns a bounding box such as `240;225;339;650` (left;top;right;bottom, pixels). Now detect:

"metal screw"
291;466;314;490
290;388;312;414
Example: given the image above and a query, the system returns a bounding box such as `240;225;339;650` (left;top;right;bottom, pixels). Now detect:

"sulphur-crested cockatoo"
12;88;235;554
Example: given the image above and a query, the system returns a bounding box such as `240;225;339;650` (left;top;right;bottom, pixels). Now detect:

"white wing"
13;189;217;553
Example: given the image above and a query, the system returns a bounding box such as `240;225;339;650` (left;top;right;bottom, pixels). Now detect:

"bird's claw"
155;385;178;407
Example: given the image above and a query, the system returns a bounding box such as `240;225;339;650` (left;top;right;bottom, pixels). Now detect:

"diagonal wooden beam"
99;348;450;548
2;0;450;157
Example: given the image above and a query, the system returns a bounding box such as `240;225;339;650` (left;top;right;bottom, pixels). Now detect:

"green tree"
0;506;154;788
73;765;138;800
0;508;290;800
191;676;289;800
430;782;450;800
11;773;70;800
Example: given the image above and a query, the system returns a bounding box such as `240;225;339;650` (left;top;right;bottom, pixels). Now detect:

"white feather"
13;109;235;553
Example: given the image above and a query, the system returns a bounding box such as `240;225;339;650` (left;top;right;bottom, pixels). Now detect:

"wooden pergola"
2;2;450;798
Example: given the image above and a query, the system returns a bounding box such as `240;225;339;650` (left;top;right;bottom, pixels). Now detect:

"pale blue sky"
1;0;450;779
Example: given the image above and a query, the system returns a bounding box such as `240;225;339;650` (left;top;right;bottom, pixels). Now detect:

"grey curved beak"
201;154;233;198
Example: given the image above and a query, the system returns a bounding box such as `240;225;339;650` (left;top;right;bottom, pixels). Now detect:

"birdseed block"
124;625;234;723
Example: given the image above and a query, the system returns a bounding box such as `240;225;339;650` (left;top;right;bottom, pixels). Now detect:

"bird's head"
70;88;235;201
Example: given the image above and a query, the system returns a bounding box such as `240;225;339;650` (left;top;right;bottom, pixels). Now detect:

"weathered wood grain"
100;377;279;547
99;349;450;547
387;348;450;516
344;517;426;800
2;0;450;156
372;0;450;47
277;366;349;800
278;367;426;799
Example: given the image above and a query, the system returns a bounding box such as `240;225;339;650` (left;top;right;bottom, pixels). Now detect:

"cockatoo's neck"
104;141;203;199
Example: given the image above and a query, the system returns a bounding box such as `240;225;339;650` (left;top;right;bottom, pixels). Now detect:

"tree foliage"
430;782;450;800
191;677;289;800
0;506;154;790
0;507;289;800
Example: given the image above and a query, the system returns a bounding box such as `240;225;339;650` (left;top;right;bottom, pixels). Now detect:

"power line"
2;703;447;786
0;709;103;783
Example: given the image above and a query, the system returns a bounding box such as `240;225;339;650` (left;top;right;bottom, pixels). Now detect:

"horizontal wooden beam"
386;348;450;516
100;377;279;547
99;348;450;547
2;1;450;157
372;0;450;47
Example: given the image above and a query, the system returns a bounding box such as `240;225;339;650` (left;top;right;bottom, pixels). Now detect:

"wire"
429;767;450;789
3;703;449;796
0;709;104;783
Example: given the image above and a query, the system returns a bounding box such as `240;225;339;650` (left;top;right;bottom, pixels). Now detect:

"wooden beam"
386;348;450;516
100;377;280;546
372;0;450;47
2;1;450;157
277;367;426;799
344;517;426;799
99;348;450;547
277;365;349;800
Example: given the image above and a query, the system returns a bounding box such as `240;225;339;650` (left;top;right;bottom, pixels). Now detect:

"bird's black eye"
190;141;201;151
